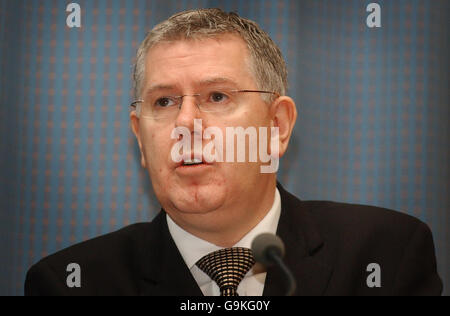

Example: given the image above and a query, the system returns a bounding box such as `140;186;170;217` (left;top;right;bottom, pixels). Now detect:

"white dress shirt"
167;188;281;296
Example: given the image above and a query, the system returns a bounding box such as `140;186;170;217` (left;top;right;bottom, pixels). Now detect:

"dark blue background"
0;0;448;295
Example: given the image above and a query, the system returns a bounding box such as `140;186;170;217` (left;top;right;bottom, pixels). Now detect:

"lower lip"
175;163;212;174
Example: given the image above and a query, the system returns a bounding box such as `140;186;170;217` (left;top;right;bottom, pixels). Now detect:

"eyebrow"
143;77;239;96
197;77;238;87
143;84;175;97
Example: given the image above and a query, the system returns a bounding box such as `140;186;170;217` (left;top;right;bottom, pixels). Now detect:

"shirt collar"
167;188;282;269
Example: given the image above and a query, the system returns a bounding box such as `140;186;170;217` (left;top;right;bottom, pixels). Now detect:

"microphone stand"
267;247;297;296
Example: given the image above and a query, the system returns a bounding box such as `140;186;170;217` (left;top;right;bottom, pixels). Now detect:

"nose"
174;95;201;131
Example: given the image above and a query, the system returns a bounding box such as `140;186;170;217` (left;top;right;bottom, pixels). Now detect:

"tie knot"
196;247;256;296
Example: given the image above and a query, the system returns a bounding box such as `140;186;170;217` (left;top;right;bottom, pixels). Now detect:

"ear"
269;96;297;158
130;111;147;168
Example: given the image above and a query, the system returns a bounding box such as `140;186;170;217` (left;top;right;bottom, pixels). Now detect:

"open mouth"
182;158;204;166
175;153;213;170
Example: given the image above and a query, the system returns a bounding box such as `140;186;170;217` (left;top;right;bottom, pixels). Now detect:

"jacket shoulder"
303;200;425;238
299;200;441;295
39;222;151;265
25;219;161;295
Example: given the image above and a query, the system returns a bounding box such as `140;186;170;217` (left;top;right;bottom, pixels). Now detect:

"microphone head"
251;233;285;267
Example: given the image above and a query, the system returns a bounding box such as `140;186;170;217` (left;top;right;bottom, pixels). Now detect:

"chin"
168;182;227;214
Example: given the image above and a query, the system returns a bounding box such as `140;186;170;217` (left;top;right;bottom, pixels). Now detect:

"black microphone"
251;233;297;296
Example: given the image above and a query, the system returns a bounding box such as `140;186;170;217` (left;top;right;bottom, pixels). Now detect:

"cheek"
140;127;171;170
140;131;155;153
236;104;271;127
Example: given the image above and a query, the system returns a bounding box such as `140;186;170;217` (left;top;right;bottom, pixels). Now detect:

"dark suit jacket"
25;184;443;296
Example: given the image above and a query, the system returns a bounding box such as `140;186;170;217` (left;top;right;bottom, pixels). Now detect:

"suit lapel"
263;184;333;296
138;211;203;296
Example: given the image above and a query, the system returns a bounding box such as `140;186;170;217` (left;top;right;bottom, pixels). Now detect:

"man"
25;8;442;296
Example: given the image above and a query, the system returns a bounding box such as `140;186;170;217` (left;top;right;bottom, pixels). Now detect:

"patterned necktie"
196;247;256;296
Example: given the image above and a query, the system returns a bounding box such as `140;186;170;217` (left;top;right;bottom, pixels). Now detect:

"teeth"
184;158;202;165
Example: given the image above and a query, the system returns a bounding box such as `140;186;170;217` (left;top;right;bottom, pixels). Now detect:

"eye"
209;91;229;103
154;97;175;108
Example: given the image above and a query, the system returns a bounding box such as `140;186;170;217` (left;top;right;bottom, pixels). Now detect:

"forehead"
143;34;256;90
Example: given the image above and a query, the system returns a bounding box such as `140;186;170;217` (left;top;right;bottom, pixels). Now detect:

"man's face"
131;34;276;233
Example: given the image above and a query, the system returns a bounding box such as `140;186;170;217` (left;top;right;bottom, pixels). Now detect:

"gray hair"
133;8;288;101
